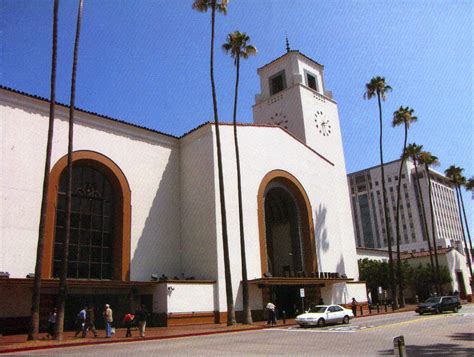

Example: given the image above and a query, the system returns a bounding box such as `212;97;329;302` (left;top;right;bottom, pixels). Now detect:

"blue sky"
2;0;472;218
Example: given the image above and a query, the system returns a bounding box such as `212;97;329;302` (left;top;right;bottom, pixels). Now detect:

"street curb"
0;323;295;355
0;307;426;355
353;308;415;319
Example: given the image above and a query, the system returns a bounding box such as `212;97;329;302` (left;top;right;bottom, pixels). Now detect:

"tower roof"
257;50;324;72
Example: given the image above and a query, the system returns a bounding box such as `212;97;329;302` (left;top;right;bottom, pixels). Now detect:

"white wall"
296;56;324;95
357;248;389;262
179;126;218;281
211;124;361;312
153;283;216;314
1;90;182;281
321;282;368;305
167;283;215;313
252;84;306;145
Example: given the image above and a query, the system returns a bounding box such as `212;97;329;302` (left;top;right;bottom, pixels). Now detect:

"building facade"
357;247;472;300
1;50;366;334
348;159;465;252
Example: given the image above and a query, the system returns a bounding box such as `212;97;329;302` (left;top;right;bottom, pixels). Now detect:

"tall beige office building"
348;159;465;253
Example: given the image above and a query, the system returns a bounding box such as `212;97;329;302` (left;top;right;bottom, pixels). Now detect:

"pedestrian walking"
74;307;87;337
45;308;57;340
135;305;148;337
123;312;135;337
351;297;358;317
103;304;113;338
266;301;276;326
82;306;98;338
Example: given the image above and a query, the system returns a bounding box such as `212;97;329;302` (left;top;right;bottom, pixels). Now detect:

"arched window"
53;165;115;279
43;151;131;281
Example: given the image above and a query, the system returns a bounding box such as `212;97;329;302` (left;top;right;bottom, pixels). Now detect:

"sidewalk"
0;306;416;354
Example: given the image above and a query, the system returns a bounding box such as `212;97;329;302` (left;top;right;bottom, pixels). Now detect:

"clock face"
314;110;332;136
268;111;288;129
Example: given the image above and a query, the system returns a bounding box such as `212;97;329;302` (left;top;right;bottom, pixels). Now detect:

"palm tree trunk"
209;1;235;326
394;124;407;307
425;164;442;294
413;161;436;293
28;0;60;341
55;0;84;340
232;56;252;324
458;188;473;262
455;186;474;290
377;94;397;309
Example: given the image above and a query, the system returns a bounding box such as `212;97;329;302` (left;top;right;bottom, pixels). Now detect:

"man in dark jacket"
135;305;148;337
82;306;98;337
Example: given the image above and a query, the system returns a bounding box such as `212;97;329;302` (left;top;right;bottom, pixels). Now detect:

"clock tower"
252;50;346;166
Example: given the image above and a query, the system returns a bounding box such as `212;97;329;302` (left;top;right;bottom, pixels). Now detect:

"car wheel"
418;312;423;315
436;308;441;314
453;307;458;313
317;318;325;327
343;315;350;324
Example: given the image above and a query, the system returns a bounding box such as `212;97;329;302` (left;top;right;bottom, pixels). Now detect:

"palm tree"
445;166;473;290
55;0;84;340
364;76;397;308
392;106;417;307
459;176;473;263
28;0;60;341
192;0;235;326
404;143;436;292
418;150;442;294
466;177;474;198
222;31;256;325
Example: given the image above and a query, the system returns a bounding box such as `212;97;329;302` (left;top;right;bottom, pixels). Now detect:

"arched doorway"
258;170;317;276
42;151;131;281
264;184;304;277
257;170;317;316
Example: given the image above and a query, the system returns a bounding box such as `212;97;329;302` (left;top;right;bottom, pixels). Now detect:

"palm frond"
392;106;417;128
222;30;257;65
192;0;228;14
465;177;474;191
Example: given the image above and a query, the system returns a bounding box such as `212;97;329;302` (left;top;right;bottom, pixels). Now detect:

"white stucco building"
0;50;366;333
357;247;472;301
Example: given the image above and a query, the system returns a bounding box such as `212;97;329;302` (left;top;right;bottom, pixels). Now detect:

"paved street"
13;305;474;356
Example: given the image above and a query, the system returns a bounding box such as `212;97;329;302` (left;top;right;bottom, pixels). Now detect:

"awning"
0;278;215;290
247;277;354;286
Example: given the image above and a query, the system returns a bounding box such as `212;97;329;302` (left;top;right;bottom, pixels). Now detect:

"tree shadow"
336;253;346;276
450;332;474;341
378;342;474;356
314;203;329;259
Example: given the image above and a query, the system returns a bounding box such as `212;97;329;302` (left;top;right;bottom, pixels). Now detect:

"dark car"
415;296;462;315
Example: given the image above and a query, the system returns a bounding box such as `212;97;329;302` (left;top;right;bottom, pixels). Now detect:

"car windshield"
308;306;327;313
424;297;441;304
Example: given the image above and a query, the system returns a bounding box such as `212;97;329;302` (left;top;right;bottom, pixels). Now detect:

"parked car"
295;304;354;328
415;296;462;315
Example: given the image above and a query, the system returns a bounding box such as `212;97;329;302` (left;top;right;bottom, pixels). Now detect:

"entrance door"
65;294;126;330
274;285;301;317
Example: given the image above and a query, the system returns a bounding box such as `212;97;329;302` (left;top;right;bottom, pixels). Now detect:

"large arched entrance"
257;170;318;316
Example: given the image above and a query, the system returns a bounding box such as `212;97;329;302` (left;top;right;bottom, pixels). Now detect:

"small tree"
410;264;452;301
